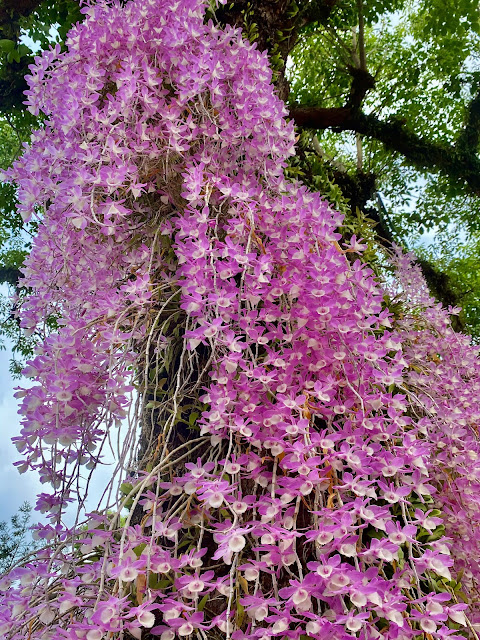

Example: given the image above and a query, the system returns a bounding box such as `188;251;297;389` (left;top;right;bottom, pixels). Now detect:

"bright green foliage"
288;0;480;220
0;111;37;371
287;0;480;334
20;0;82;50
0;0;82;368
0;502;35;575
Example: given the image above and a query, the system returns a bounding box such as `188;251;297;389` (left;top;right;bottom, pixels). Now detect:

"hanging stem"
357;0;367;72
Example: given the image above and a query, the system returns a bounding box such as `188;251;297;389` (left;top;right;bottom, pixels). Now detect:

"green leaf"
427;525;446;541
120;482;133;495
7;50;21;64
0;40;15;53
146;400;163;409
149;576;172;590
17;44;31;58
133;543;147;556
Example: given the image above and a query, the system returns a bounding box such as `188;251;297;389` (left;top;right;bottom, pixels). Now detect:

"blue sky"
0;341;43;521
0;325;125;525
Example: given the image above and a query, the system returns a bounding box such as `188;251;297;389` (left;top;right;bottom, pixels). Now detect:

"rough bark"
415;258;466;331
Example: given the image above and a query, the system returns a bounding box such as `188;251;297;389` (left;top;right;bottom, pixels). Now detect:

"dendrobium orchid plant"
1;0;479;638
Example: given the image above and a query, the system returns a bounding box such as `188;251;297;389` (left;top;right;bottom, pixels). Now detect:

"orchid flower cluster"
387;250;480;619
1;0;480;638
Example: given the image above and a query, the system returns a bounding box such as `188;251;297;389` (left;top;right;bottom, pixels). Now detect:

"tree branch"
292;106;353;128
345;67;375;110
414;257;465;331
455;81;480;158
298;0;339;28
356;0;366;72
289;105;480;195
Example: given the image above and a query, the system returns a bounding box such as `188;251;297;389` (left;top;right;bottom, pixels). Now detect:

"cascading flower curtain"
1;0;480;638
